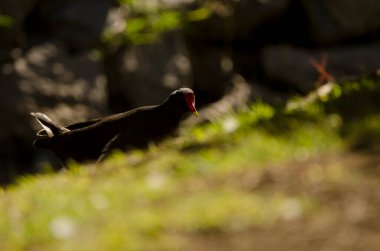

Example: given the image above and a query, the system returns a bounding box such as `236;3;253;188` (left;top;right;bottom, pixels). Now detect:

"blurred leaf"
0;15;13;28
126;17;148;34
117;0;134;4
103;1;213;46
152;11;181;32
186;7;212;22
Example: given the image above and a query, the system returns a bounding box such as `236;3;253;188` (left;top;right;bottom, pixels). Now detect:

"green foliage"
103;0;211;46
123;10;182;44
294;78;380;149
0;15;13;28
186;7;212;22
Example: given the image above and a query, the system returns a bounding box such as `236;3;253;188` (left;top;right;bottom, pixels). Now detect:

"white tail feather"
30;112;70;138
35;117;54;138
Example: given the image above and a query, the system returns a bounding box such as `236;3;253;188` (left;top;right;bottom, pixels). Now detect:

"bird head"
170;88;198;117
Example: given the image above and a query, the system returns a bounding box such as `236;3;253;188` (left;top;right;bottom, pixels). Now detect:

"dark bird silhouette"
31;88;198;163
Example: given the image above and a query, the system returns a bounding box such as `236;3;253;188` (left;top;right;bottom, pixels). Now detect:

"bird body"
31;88;197;163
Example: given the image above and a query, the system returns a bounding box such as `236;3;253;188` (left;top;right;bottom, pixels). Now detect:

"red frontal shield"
184;92;198;117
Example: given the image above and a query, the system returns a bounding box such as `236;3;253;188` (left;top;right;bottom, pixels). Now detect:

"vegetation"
103;0;212;45
0;15;13;28
1;78;380;250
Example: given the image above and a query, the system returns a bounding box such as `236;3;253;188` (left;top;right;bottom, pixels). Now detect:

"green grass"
1;78;380;251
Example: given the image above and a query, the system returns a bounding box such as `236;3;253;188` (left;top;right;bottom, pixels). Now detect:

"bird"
31;88;198;163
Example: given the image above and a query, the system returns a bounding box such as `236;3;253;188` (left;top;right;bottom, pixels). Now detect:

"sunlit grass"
0;78;379;250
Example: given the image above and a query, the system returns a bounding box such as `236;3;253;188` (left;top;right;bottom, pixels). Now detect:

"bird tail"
30;112;70;138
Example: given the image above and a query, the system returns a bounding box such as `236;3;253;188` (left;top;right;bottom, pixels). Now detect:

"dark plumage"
31;88;198;163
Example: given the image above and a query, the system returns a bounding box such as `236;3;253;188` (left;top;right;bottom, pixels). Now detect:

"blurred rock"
186;0;290;41
18;42;107;121
27;0;113;51
105;31;193;111
300;0;380;44
183;74;251;125
261;44;380;93
0;0;38;62
185;38;235;103
0;42;107;182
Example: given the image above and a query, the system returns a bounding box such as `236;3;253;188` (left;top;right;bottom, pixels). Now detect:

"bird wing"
65;118;102;130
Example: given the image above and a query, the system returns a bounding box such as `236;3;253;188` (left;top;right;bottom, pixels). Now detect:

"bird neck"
158;99;187;120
